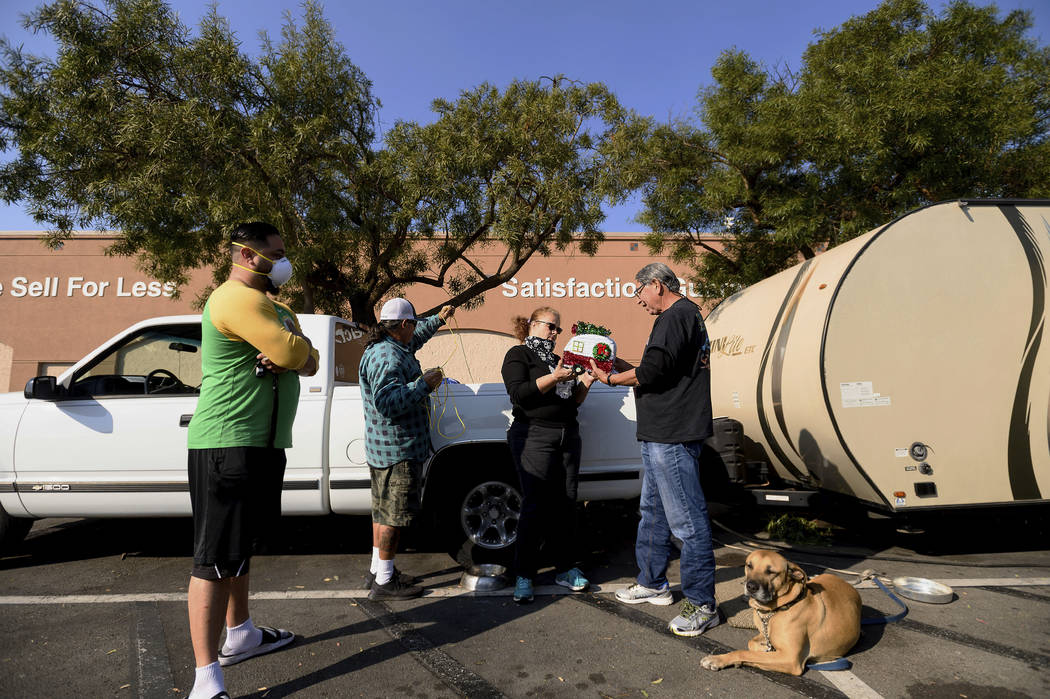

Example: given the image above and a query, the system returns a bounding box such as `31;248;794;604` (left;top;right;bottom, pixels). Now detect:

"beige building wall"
0;231;723;392
415;329;519;385
0;341;11;393
0;233;212;391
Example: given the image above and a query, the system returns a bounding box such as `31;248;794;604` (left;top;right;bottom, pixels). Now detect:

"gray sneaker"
615;582;673;606
669;601;721;637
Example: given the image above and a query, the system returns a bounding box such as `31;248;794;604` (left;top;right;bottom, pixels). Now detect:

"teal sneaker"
513;576;534;604
555;567;589;592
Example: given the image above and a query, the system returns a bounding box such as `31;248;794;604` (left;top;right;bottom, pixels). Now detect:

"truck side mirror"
24;376;59;400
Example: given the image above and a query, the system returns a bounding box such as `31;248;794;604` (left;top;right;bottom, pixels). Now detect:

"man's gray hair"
635;262;681;293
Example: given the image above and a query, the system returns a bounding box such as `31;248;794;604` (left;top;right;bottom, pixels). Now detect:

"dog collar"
776;583;808;611
755;584;809;652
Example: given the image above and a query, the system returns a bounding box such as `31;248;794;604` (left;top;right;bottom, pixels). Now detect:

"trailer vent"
914;482;938;498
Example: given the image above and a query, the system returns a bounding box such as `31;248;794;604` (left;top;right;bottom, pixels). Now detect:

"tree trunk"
350;298;377;326
301;282;316;314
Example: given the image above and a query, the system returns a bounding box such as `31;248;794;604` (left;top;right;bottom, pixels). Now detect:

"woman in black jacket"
501;306;596;603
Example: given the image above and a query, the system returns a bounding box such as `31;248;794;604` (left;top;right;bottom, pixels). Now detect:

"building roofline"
0;229;729;242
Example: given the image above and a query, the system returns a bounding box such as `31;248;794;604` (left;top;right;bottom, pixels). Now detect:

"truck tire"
453;474;522;552
426;456;520;563
0;504;33;550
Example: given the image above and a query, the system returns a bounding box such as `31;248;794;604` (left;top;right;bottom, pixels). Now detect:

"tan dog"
700;549;861;676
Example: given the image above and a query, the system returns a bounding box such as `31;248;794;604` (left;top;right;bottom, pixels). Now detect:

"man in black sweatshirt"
589;262;720;637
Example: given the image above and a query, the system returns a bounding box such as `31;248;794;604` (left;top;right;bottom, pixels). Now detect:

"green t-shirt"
187;281;316;449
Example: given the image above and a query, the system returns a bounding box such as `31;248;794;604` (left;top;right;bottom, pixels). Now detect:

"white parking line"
820;669;885;698
0;585;579;604
854;577;1050;588
0;593;189;604
0;577;1045;605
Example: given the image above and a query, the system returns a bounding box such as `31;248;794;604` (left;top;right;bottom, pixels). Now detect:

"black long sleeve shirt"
501;344;579;428
633;297;714;443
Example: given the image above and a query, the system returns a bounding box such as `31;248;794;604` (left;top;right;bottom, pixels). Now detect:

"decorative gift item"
561;321;616;375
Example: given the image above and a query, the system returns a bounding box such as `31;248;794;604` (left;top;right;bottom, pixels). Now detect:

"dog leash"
805;576;909;672
806;658;854;671
862;576;910;624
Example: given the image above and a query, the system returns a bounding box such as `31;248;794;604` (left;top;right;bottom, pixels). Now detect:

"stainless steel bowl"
892;576;954;604
460;564;510;592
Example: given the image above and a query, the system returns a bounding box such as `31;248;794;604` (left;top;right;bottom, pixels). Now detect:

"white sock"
370;547;380;575
223;617;262;654
188;661;224;699
375;558;395;585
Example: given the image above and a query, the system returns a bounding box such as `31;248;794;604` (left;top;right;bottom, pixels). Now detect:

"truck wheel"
459;477;522;550
437;468;522;564
0;504;33;550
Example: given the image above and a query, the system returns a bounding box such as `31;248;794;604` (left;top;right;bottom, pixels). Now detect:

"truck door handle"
179;414;193;427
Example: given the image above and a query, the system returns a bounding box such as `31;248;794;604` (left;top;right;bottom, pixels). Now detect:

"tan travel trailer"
704;199;1050;515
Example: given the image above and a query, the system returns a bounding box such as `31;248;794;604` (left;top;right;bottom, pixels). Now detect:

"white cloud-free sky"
2;0;1047;232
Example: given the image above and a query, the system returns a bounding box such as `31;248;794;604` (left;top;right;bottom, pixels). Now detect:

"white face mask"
233;243;294;287
267;256;293;287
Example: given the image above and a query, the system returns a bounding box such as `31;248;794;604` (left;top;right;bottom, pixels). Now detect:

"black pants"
507;420;582;579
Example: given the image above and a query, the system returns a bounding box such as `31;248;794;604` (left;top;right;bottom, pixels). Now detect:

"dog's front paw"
700;654;727;671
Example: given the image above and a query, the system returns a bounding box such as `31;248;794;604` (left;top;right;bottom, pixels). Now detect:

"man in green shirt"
186;222;318;699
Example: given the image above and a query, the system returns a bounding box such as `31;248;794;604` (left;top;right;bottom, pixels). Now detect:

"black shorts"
188;447;286;579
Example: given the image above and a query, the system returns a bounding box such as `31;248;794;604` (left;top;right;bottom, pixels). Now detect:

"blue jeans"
635;440;716;607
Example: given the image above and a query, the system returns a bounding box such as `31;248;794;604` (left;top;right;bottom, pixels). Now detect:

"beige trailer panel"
707;200;1050;510
708;234;884;505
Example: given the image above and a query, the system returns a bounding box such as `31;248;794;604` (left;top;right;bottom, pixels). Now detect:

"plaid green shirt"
359;315;444;468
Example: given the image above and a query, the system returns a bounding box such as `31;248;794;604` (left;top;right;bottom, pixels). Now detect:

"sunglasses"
532;320;563;333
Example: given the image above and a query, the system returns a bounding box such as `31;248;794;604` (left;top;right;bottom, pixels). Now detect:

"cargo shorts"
370;460;422;527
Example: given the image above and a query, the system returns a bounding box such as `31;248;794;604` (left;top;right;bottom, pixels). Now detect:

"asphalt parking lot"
1;501;1049;698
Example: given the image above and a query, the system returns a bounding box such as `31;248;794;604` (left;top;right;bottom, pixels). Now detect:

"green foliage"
635;0;1050;299
570;320;611;337
0;0;640;322
765;514;832;546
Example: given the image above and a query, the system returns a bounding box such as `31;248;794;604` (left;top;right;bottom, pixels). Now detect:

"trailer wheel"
0;504;33;551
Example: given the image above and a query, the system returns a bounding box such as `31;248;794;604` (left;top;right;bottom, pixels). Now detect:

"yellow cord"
429;377;466;439
438;317;476;383
425;315;473;439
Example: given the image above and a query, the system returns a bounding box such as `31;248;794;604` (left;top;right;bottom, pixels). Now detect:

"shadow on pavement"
0;500;644;573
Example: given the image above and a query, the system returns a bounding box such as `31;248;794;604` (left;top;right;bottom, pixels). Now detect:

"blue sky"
1;0;1048;232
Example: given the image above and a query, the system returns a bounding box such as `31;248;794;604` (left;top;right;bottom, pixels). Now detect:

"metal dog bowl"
460;564;510;592
892;576;954;604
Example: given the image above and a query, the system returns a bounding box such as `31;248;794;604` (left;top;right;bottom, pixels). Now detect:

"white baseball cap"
379;298;419;321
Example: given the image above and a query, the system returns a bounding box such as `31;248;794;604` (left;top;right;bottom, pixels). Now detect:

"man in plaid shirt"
359;298;455;598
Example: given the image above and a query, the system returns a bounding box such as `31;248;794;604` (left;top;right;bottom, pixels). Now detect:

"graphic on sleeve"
274;304;297;332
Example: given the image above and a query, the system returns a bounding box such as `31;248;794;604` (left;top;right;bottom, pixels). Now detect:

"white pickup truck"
0;314;643;553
